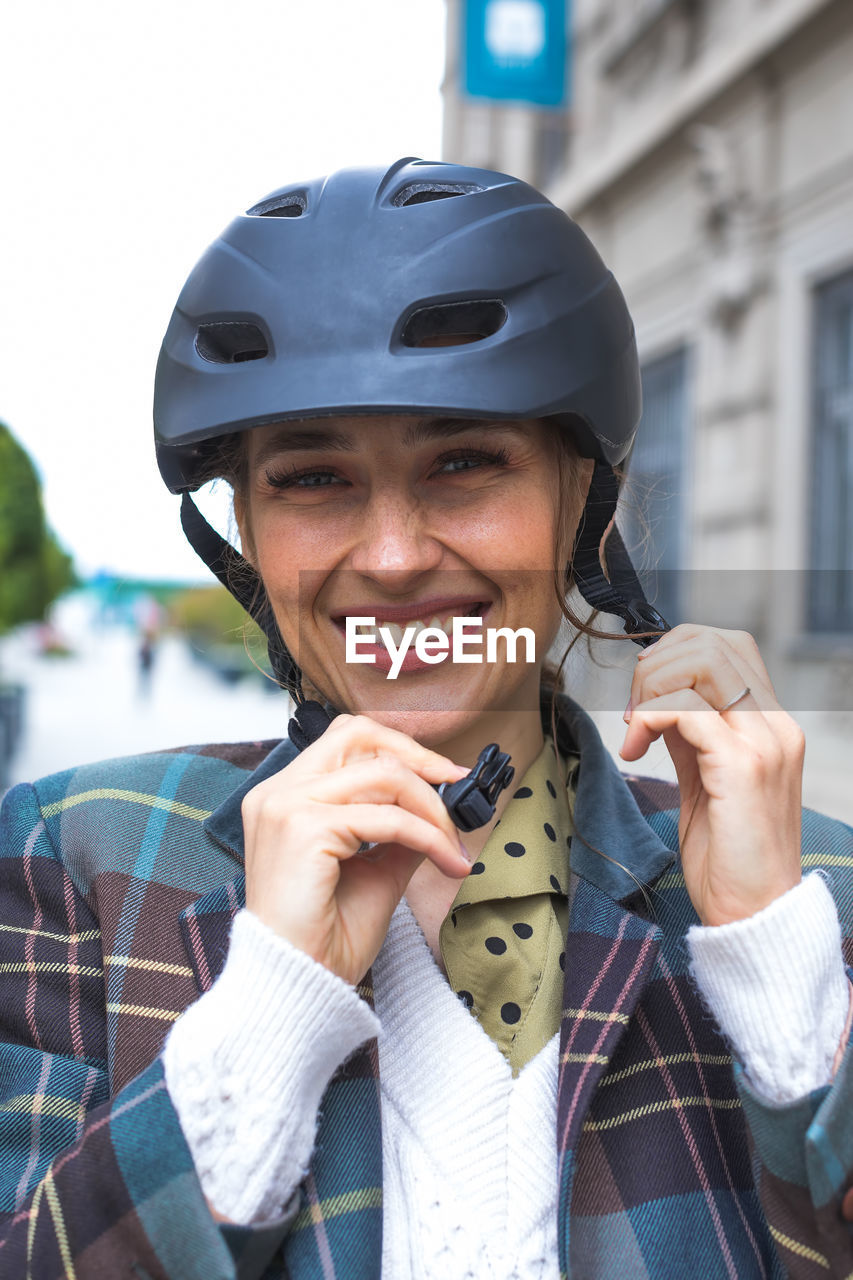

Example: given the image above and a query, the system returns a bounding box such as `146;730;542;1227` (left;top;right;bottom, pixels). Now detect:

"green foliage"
167;585;260;644
166;586;270;681
0;423;77;634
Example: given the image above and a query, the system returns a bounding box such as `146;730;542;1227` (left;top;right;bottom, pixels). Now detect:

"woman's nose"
348;495;444;585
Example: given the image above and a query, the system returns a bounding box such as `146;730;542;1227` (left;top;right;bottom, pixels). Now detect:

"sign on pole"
462;0;570;107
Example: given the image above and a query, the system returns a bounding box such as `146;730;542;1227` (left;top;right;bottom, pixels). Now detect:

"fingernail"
623;698;633;724
457;835;471;862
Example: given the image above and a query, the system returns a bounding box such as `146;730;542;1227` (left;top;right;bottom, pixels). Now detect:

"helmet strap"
571;461;670;646
179;493;305;699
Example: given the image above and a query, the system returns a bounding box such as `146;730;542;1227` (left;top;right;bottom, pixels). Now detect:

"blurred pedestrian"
137;628;157;694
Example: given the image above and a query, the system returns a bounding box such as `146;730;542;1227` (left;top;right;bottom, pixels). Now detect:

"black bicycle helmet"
154;158;668;699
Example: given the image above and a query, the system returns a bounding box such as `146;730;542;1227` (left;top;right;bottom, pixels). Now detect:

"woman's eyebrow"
252;426;356;467
252;417;525;467
401;418;528;446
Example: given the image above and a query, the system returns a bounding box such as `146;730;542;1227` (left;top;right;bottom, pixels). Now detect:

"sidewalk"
1;598;292;788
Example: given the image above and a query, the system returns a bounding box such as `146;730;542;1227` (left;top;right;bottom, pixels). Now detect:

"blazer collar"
204;735;298;860
550;693;676;901
202;692;675;904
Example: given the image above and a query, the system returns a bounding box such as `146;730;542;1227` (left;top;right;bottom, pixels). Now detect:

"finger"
620;686;775;762
629;633;805;753
316;801;471;877
305;757;463;851
636;625;778;699
307;713;470;786
628;646;771;725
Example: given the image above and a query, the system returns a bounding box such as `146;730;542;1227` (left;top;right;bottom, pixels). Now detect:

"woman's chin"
317;666;541;748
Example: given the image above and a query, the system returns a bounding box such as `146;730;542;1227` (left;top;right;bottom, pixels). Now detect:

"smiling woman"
230;413;574;744
3;160;853;1280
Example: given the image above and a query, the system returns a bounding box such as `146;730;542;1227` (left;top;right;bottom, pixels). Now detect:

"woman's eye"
441;457;480;473
437;448;510;474
264;468;342;489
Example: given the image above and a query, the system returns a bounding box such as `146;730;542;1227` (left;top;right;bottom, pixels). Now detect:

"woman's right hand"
241;714;472;985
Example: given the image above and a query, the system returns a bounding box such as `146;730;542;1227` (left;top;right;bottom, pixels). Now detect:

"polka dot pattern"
438;738;579;1075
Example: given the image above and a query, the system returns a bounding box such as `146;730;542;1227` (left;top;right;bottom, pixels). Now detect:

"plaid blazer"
1;694;852;1280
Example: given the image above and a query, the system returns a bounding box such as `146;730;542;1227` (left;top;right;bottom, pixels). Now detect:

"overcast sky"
0;0;447;582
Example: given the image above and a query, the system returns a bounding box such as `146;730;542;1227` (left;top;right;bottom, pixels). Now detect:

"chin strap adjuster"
437;744;515;832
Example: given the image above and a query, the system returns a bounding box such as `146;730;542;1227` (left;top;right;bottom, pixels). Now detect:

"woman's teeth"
352;607;484;645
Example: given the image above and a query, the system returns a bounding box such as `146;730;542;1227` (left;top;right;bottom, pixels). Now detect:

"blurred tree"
0;422;76;634
166;584;254;644
167;585;271;686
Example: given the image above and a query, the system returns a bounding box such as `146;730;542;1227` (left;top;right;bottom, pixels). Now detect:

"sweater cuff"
686;873;850;1103
163;907;380;1223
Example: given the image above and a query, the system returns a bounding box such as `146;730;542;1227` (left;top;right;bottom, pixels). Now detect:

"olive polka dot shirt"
439;737;580;1075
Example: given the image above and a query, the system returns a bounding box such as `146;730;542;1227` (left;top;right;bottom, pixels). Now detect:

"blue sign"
462;0;569;107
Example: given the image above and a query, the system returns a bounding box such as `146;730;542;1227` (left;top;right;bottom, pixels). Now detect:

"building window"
809;268;853;633
621;347;689;626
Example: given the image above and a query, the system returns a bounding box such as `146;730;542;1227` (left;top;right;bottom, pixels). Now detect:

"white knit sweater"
162;874;850;1277
373;902;560;1278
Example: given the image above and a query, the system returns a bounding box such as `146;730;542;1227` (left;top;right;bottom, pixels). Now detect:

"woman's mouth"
331;602;492;675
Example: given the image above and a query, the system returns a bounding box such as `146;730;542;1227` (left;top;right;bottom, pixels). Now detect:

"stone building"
441;0;853;815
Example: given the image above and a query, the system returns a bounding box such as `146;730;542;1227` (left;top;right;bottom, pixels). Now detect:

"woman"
1;159;852;1280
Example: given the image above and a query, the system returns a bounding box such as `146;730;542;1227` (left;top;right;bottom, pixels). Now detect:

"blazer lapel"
556;879;662;1273
550;694;676;1273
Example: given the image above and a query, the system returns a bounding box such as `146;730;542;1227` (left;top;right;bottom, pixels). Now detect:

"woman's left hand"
619;624;805;927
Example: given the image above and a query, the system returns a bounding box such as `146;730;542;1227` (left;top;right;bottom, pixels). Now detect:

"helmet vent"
392;182;482;207
245;192;307;218
195;323;269;364
401;299;507;348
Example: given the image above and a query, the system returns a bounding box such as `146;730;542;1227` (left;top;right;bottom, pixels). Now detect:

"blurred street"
0;594;292;789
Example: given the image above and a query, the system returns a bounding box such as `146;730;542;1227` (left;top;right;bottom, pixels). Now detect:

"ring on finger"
715;685;751;714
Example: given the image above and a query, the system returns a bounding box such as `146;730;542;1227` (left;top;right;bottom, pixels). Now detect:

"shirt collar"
451;737;573;909
203;691;675;904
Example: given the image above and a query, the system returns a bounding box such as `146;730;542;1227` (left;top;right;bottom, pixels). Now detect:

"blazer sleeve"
0;780;294;1280
735;1016;853;1279
730;817;853;1280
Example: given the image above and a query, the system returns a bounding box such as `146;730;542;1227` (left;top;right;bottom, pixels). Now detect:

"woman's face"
237;415;588;746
